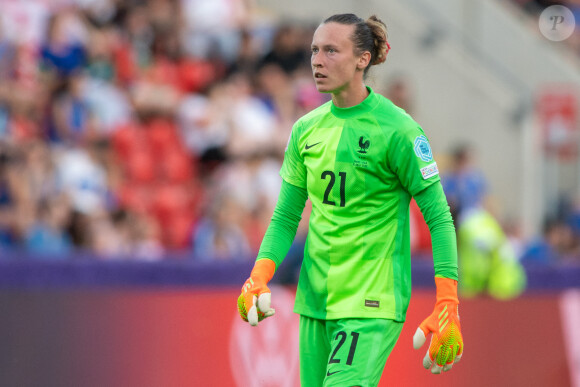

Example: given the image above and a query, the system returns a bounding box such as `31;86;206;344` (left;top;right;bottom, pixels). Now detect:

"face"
311;22;369;94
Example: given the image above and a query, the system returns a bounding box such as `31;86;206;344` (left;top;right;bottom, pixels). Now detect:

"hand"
413;277;464;374
237;259;276;326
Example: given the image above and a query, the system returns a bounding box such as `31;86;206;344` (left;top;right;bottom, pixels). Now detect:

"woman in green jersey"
238;13;464;386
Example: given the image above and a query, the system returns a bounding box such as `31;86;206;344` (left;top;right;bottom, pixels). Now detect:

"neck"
331;82;369;108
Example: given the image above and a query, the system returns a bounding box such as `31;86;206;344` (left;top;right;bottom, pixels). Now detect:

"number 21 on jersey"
321;170;346;207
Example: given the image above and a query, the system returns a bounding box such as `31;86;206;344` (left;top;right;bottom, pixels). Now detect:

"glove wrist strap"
434;276;459;306
251;258;276;284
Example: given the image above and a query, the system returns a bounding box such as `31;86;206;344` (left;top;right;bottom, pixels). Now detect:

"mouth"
314;72;327;80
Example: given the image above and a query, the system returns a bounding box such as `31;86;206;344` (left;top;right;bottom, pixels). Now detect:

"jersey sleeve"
280;121;307;189
387;124;440;196
414;183;458;280
257;180;308;268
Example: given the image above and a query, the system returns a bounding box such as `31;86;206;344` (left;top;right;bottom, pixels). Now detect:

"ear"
357;51;371;71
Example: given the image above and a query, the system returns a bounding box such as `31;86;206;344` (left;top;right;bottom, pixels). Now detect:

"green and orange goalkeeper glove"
237;259;276;326
413;276;464;374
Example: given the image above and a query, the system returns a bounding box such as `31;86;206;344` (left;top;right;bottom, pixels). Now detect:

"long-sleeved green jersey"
259;86;457;321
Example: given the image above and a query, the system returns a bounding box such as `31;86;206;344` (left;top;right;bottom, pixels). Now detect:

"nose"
311;52;322;68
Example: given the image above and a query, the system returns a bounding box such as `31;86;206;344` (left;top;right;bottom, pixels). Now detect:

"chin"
314;83;334;93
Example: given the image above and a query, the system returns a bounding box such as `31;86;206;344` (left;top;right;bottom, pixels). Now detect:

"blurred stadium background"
0;0;579;386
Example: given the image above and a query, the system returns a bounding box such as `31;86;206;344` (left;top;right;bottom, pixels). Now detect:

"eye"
328;48;336;53
311;47;319;54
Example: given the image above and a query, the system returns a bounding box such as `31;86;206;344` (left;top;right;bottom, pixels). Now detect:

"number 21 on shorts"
329;330;359;369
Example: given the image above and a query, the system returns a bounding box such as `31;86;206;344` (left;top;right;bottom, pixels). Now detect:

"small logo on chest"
305;142;321;150
357;136;370;153
353;136;370;168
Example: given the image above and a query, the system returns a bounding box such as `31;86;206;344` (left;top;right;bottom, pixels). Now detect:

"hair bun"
366;15;390;66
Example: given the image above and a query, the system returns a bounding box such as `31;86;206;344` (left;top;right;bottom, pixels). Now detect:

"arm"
237;179;308;326
256;179;309;268
414;182;458;280
412;182;463;373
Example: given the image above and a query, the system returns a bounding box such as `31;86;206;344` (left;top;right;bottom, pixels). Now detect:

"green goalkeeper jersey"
280;87;441;321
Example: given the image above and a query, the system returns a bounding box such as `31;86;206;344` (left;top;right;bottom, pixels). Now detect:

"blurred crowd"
0;0;322;260
442;142;580;265
0;0;579;271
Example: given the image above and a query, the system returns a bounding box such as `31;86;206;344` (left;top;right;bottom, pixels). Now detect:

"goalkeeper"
238;13;463;386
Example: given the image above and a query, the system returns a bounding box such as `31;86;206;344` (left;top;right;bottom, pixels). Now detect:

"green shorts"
299;315;403;387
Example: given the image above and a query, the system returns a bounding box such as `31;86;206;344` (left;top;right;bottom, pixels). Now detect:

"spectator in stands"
55;140;110;215
181;0;250;63
24;195;73;257
40;10;88;78
0;143;19;249
227;28;261;77
192;194;251;261
51;73;94;144
19;141;59;207
0;84;10;140
88;209;131;258
0;19;15;82
222;72;278;158
502;216;526;259
457;207;526;299
259;24;309;74
521;219;576;264
4;80;45;143
89;209;164;260
128;211;165;260
177;90;229;159
442;143;488;218
83;25;133;137
384;74;415;115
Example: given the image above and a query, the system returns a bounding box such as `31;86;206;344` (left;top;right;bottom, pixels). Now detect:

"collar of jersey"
330;86;380;119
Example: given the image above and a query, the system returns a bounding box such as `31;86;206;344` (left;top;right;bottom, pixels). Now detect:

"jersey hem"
294;306;407;322
326;380;367;387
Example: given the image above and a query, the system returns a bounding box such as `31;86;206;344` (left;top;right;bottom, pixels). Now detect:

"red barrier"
0;288;573;387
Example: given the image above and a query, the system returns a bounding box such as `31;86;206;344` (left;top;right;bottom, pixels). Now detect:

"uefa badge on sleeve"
414;135;433;162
